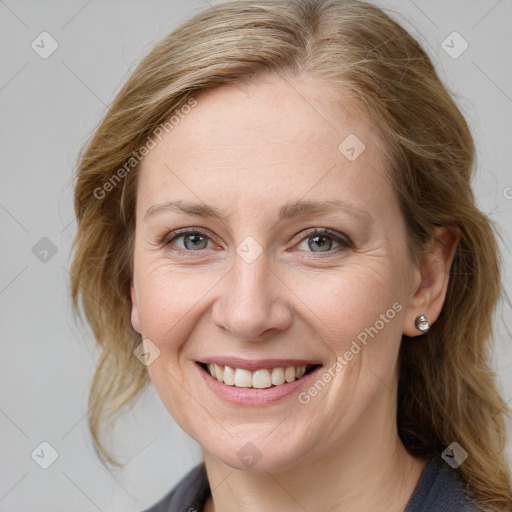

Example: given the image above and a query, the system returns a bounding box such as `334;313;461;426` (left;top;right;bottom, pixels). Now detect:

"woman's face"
130;75;421;472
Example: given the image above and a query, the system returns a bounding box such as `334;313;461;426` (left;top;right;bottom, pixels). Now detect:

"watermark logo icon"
31;32;59;59
338;134;366;161
441;32;468;59
32;237;58;263
237;442;262;468
236;236;263;264
441;441;468;468
134;339;161;366
31;441;59;469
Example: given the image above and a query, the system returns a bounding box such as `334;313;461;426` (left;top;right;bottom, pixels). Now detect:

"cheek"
293;259;406;364
134;262;215;350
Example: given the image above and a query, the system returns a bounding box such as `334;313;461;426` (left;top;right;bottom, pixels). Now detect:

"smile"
196;359;324;406
200;362;320;388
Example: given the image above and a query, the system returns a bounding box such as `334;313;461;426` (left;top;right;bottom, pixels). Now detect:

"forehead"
137;75;393;218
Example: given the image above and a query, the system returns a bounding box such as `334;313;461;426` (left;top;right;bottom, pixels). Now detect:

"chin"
202;429;315;474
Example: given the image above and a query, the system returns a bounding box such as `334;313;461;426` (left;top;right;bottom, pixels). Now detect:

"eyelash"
161;227;353;256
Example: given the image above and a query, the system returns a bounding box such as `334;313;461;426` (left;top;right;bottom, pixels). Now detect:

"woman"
69;0;512;510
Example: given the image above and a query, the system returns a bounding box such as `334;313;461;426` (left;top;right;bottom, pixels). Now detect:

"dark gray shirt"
141;456;476;511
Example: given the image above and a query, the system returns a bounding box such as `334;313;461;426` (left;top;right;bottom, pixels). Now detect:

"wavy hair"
69;0;512;508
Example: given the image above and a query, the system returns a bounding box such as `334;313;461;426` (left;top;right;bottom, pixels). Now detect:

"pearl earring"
415;315;430;333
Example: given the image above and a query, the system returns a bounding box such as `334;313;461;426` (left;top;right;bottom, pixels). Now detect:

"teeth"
271;367;285;385
284;366;296;382
215;363;224;382
205;363;312;388
296;365;306;378
223;365;235;385
252;369;272;389
234;368;252;387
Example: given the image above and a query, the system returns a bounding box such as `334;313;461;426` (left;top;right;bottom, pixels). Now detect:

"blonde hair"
69;0;512;508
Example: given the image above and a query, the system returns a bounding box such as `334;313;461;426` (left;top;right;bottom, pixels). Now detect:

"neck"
202;399;426;512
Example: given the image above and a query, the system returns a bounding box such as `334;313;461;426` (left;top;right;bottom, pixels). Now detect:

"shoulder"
404;456;476;512
140;462;210;512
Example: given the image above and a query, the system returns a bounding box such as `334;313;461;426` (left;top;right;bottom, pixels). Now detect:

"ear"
402;226;460;337
130;280;142;335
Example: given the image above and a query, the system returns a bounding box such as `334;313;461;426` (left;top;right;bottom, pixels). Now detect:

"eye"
164;229;214;251
163;227;352;255
294;228;353;254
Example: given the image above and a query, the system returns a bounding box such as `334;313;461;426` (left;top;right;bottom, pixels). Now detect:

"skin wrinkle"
66;1;511;505
129;75;456;512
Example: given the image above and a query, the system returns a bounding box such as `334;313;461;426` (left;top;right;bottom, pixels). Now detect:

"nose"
211;250;292;341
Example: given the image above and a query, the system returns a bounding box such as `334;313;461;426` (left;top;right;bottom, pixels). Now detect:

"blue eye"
165;230;213;251
296;229;347;253
163;228;352;255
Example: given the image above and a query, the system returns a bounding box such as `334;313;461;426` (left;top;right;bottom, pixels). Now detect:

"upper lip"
197;357;323;371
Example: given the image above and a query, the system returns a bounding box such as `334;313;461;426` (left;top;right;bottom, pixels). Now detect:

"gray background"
0;0;511;510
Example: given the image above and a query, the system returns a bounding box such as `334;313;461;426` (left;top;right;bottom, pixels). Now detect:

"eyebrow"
144;198;372;223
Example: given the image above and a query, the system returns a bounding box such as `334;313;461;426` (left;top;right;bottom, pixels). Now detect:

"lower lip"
196;363;323;406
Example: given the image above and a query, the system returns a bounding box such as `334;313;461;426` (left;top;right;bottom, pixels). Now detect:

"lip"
197;357;322;371
196;361;324;406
